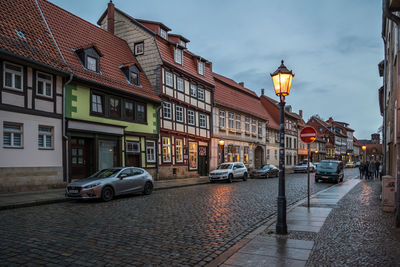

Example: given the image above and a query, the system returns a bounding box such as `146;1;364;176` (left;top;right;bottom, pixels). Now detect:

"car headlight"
83;183;101;189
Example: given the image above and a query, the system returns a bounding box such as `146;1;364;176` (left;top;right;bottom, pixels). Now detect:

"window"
38;126;53;149
293;155;297;165
189;141;198;170
163;102;172;120
228;113;234;129
258;122;262;137
187;110;195;125
3;62;23;91
91;94;103;114
219;110;225;128
176;105;184;123
134;42;144;55
165;71;173;87
146;140;156;163
275;132;280;142
199;113;207;128
162;137;171;162
37;72;52;97
3;123;22;148
245;117;250;133
126;141;140;153
294;138;297;149
124;101;134;120
130;71;139;86
175;139;183;163
87;56;97;72
267;149;270;160
190;83;197;97
174;48;183;65
109;97;121;118
266;128;269;141
179;40;186;47
136;103;146;122
274;150;278;160
197;86;205;101
235;114;241;131
160;28;167;39
177;77;184;92
252;119;257;134
198;61;205;75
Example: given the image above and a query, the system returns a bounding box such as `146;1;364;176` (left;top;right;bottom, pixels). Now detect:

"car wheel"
243;172;248;181
143;181;153;195
101;186;114;202
210;180;215;183
227;174;233;183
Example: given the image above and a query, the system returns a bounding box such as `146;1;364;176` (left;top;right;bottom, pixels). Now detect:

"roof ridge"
213;72;259;99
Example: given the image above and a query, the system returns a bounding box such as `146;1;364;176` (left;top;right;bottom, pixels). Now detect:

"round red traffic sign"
300;126;317;144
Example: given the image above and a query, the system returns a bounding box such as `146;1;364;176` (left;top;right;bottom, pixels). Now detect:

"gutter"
156;105;162;181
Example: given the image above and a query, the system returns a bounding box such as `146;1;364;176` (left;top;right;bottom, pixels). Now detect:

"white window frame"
87;56;97;72
175;139;183;163
176;105;184;123
36;71;53;98
134;42;144;55
179;40;186;47
190;83;197;98
198;61;205;75
146;140;156;163
219;110;225;128
3;123;23;148
126;141;140;153
174;48;183;65
177;77;184;92
197;86;205;101
163;102;172;120
162;137;171;162
252;119;257;134
236;114;241;131
245;117;250;133
38;125;53;149
165;70;174;87
91;93;103;114
229;113;234;129
188;110;195;126
3;62;23;91
199;113;207;128
160;28;168;39
258;122;262;137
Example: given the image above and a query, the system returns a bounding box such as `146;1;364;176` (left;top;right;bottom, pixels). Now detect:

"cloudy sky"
50;0;383;140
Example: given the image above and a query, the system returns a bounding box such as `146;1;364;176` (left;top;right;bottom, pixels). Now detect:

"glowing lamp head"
271;60;294;98
219;139;225;146
362;145;366;151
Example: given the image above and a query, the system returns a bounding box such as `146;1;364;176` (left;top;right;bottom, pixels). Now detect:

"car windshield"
90;168;121;178
317;162;338;170
262;165;271;170
218;164;233;170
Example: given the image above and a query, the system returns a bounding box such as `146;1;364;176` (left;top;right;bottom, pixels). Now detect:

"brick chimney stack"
239;82;244;87
299;110;303;118
107;1;115;34
261;89;264;96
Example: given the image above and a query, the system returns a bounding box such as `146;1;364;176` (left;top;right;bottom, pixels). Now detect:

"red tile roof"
0;0;67;72
39;0;160;102
353;137;362;147
259;95;280;130
213;73;270;122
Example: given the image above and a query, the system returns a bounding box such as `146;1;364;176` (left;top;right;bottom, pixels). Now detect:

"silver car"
209;162;248;183
66;167;154;201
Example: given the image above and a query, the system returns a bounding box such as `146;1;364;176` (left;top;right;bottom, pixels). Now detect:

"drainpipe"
156;105;162;181
64;74;73;183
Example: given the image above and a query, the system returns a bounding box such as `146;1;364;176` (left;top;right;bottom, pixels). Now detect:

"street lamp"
271;60;294;235
362;145;366;163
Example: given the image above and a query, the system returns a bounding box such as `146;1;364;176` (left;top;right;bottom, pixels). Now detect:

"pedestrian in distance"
359;162;364;179
375;161;380;179
364;161;369;179
368;161;375;180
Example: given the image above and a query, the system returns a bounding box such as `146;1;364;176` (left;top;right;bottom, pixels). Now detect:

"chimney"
239;82;244;87
107;1;115;34
299;110;303;118
261;89;264;96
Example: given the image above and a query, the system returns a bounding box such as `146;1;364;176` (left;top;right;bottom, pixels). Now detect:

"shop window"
188;142;198;170
243;146;249;164
146;140;156;163
162;137;171;162
38;126;53;149
3;123;22;148
176;139;183;163
98;140;118;170
3;62;23;91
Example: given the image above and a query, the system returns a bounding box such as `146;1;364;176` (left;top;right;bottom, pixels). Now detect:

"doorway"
198;146;208;176
70;138;90;179
254;146;264;169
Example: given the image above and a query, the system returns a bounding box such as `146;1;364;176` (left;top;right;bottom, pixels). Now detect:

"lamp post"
362;145;366;163
270;60;294;235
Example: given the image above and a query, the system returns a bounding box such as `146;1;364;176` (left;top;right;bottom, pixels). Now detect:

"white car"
294;162;316;173
209;162;248;183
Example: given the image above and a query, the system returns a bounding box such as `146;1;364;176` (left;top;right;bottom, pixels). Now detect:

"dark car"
315;160;344;183
251;164;279;178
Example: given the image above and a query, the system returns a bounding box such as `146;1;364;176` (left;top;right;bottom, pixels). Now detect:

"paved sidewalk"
0;176;210;210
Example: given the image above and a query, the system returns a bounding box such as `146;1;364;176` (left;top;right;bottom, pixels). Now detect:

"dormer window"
75;46;102;73
174;48;183;65
179;40;186;47
160;28;168;39
121;64;141;86
134;42;144;55
198;61;205;75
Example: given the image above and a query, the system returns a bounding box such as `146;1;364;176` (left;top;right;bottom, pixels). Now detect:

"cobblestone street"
0;169;358;266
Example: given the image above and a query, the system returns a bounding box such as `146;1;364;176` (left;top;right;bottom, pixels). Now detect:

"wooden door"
70;138;89;179
198;146;208;176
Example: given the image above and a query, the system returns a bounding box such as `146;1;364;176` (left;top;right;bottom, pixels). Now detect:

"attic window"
87;56;97;72
130;71;139;85
121;65;140;86
174;48;183;65
179;40;186;47
160;28;167;39
75;46;102;73
134;42;144;55
198;61;205;75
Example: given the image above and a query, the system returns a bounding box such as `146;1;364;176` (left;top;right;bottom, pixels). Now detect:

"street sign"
300;126;317;144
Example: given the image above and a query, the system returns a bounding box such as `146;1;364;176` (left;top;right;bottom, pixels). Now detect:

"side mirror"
119;173;129;179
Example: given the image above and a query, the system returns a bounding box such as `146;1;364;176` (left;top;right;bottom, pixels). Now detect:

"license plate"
322;176;328;179
69;189;78;193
